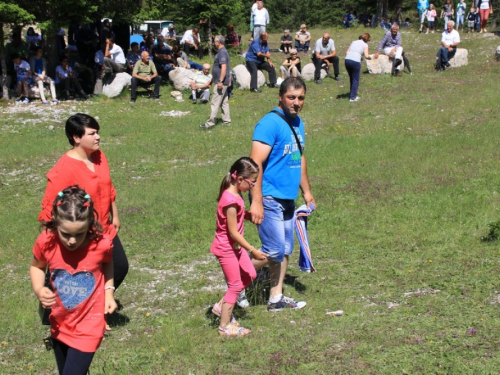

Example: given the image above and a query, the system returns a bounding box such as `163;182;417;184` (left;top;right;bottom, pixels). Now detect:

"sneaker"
267;296;306;312
42;101;49;105
315;80;323;84
130;99;136;103
22;98;29;104
192;99;197;104
199;123;215;129
349;96;360;102
222;121;231;125
51;99;59;105
419;28;422;33
236;290;250;308
333;76;341;81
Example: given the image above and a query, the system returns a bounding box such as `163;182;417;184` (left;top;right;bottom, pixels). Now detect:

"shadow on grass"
336;93;350;99
107;311;130;328
204;305;251;328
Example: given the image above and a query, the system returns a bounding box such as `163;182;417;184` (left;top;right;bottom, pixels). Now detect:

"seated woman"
55;55;89;100
29;47;58;104
280;49;301;79
226;24;240;47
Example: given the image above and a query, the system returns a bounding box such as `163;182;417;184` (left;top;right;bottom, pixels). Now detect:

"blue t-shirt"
252;107;304;200
34;58;44;75
246;38;269;64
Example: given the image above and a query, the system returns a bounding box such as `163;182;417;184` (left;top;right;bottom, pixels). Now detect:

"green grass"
2;26;500;374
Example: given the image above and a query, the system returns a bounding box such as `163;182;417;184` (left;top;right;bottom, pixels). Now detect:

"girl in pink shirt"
30;186;116;375
210;157;267;336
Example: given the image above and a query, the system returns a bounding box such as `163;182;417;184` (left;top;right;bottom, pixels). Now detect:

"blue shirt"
252;107;304;200
246;38;269;64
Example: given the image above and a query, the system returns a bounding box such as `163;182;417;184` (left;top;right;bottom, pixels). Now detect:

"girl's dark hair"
43;185;102;239
217;157;259;201
65;113;100;146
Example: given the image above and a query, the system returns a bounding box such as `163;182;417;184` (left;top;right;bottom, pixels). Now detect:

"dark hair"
10;53;21;61
27;27;35;36
43;185;102;240
59;55;68;63
131;42;139;48
217;157;259;201
279;77;307;97
65;113;100;146
106;34;115;43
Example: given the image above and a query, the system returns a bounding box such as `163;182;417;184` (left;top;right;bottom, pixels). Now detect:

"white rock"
102;72;132;98
301;63;327;81
447;48;468;67
366;54;404;74
168;68;195;90
232;64;265;90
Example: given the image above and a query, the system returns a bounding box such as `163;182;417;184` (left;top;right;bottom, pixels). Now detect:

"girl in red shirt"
210;157;267;336
31;186;116;375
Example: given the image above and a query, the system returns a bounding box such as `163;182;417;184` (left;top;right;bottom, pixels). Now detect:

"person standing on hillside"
252;1;270;39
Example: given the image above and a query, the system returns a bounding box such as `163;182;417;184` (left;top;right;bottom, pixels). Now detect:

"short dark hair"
65;113;100;146
279;77;307;97
131;42;139;48
10;53;21;61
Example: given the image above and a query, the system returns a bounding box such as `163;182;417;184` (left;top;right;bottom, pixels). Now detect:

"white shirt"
480;0;490;10
253;8;269;26
181;30;195;44
314;38;335;55
108;44;126;64
441;29;460;46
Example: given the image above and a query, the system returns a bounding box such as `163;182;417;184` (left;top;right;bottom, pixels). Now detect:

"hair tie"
84;194;91;200
57;192;64;197
83;202;90;207
56;201;63;206
231;171;238;179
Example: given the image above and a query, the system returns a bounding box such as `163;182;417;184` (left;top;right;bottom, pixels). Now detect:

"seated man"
103;36;126;76
312;33;340;84
189;63;212;104
294;24;311;52
280;48;301;79
180;27;203;58
152;35;175;78
130;51;161;103
436;20;460;71
126;42;141;73
245;31;277;93
373;24;404;77
161;23;177;46
172;44;203;70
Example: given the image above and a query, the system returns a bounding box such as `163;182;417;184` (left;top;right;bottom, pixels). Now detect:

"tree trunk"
207;19;213;58
0;23;9;100
396;0;403;24
376;0;384;26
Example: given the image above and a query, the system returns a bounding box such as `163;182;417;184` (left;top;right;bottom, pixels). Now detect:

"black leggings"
112;235;129;290
53;339;95;375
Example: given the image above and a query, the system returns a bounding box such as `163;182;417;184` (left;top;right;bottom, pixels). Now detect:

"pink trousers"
214;249;256;305
480;9;490;28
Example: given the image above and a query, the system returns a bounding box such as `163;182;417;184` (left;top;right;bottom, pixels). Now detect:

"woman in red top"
39;113;128;291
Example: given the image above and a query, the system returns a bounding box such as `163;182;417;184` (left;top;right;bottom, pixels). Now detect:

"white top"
345;40;368;62
314;38;335;55
441;29;461;45
253;8;270;26
109;44;126;64
480;0;490;9
55;65;75;84
181;30;195;44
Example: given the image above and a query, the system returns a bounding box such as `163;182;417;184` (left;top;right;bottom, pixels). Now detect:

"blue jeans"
294;40;310;51
257;196;295;263
345;59;361;100
437;46;456;67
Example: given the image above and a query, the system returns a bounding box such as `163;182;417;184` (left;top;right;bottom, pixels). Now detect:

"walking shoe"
315;80;323;84
333;76;341;81
236;290;250;308
419;28;422;33
349;96;360;102
42;101;49;105
444;62;451;68
267;296;306;312
192;99;197;104
22;98;29;104
51;99;59;105
199;123;215;129
250;88;261;93
130;99;136;103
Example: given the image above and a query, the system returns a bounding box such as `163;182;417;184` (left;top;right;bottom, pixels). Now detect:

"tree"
0;3;35;100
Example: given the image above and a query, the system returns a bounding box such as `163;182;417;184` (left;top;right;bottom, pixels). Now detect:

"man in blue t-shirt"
248;77;316;312
245;32;277;93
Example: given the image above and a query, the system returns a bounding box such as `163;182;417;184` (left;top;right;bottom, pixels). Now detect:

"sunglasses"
244;179;256;188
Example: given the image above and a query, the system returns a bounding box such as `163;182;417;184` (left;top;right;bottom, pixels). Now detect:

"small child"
30;186;116;374
280;29;293;54
210;157;267;336
280;48;301;79
466;6;478;32
11;53;31;104
426;4;438;33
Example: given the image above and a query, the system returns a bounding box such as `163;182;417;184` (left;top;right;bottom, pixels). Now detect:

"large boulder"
232;64;265;89
102;72;132;98
28;84;44;99
366;54;405;74
169;67;195;90
301;63;327;81
448;48;468;67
